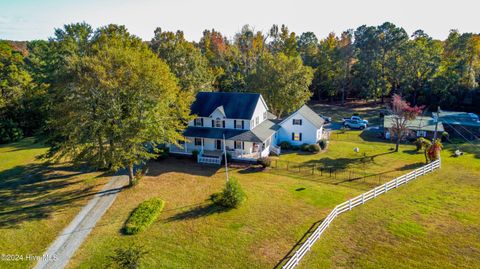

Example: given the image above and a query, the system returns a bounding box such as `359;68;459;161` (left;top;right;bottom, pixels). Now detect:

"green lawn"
67;158;362;268
297;144;480;268
273;129;425;190
0;138;109;269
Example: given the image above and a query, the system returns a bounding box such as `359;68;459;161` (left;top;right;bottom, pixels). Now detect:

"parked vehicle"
344;119;367;129
319;114;331;123
342;116;368;125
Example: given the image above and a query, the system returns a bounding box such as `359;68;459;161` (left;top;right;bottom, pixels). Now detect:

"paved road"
35;175;128;269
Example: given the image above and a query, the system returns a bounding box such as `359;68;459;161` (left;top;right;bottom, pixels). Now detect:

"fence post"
362;193;365;204
384;183;388;193
374;187;377;197
395;178;398;188
349;199;352;210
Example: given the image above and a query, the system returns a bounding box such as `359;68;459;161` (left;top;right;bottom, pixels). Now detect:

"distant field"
0;138;109;269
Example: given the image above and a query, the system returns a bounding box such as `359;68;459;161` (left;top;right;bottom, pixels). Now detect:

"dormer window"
293;119;302;125
214;118;224;128
194;118;203;126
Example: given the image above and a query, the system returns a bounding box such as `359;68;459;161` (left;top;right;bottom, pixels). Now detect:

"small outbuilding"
383;115;444;140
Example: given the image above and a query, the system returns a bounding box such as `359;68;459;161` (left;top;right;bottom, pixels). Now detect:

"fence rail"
282;159;441;269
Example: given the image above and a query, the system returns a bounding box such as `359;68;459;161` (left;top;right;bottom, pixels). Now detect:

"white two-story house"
169;92;325;164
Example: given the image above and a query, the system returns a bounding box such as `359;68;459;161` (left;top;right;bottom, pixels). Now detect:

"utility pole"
433;106;440;142
223;133;229;182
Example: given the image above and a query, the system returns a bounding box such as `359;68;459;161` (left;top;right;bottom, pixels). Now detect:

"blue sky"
1;0;479;41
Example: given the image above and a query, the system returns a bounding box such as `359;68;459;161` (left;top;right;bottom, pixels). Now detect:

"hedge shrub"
308;144;321;153
124;198;165;235
192;149;199;160
300;143;310;151
279;141;292;150
211;178;245;208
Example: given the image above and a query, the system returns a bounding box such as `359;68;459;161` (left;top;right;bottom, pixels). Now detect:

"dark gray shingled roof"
183;119;279;143
190;92;262;120
280;105;325;129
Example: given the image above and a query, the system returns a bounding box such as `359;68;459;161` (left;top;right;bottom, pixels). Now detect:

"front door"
216;139;222;150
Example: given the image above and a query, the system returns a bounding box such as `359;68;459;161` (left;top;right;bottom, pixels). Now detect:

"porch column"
184;137;187;153
201;138;204;153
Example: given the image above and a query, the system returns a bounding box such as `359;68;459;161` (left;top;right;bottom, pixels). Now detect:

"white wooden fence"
282;159;441;269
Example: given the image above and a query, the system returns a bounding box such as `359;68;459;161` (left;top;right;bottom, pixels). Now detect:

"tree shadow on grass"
0;162;108;228
164;202;231;222
301;151;394;171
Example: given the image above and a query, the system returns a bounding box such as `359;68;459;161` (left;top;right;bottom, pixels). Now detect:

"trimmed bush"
211;178;245;208
123;198;165;235
300;143;309;151
441;131;450;142
308;144;321;153
109;244;147;269
257;157;271;168
279;141;292;150
192;149;199;160
318;139;327;150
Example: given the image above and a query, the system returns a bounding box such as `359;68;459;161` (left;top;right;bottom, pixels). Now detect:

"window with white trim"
215;118;223;128
234;141;243;149
293;119;302;125
263;111;267;120
194;118;203;126
194;138;202;146
292;133;302;141
235;120;242;129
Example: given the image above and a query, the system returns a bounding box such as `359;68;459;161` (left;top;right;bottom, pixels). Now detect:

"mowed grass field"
68;103;479;268
0;138;109;269
297;144;480;269
67;158;362;269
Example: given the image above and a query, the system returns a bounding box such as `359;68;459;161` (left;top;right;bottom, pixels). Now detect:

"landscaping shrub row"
124;197;165;235
279;140;326;152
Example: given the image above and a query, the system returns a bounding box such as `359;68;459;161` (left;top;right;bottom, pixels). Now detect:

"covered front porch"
169;136;273;164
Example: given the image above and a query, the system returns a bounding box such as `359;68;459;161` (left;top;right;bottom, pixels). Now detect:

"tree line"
0;22;479;181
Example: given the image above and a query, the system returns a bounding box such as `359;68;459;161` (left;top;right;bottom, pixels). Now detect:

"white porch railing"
197;155;221;165
282;159;441;269
271;145;281;155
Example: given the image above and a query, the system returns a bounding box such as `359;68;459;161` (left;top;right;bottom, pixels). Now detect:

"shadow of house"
147;157;220;177
0;163;106;228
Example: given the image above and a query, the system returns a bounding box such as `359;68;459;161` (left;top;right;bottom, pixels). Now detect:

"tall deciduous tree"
0;41;34;143
247;52;313;117
388;94;423;152
49;25;192;185
150;28;214;93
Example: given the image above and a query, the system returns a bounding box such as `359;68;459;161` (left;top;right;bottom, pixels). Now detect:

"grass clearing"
296;144;480;269
68;158;362;268
0;138;109;269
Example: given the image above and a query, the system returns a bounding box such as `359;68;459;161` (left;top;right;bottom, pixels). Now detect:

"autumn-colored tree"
388;94;424;152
